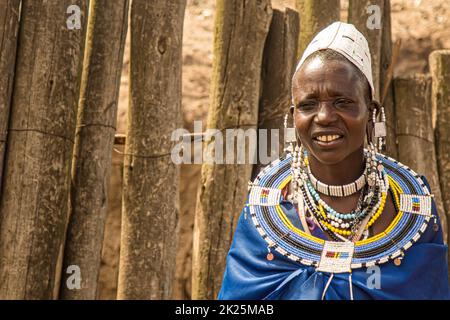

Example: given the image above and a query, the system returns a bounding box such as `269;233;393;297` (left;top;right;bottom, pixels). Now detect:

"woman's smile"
311;130;345;149
313;134;344;148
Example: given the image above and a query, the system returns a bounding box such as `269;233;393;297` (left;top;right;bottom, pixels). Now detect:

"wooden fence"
0;0;448;299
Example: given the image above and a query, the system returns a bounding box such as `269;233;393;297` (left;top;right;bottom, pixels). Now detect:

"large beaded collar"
247;152;435;272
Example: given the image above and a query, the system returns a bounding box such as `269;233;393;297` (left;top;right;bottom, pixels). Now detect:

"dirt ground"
97;0;450;299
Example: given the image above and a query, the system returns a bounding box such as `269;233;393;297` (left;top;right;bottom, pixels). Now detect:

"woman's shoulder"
376;152;433;195
252;155;292;185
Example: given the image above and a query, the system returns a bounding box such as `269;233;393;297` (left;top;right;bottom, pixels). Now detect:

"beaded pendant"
317;241;355;273
248;186;282;206
399;194;433;216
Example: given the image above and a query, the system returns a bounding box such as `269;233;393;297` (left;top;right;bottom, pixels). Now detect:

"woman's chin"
307;147;349;165
313;155;346;165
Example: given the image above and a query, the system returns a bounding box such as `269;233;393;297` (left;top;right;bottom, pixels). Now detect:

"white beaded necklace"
307;165;367;197
290;144;386;241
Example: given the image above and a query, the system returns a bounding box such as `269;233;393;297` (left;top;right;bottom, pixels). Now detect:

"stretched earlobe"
370;100;382;117
366;120;374;145
370;100;387;151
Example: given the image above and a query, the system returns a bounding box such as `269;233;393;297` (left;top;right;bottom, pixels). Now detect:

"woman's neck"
308;147;365;186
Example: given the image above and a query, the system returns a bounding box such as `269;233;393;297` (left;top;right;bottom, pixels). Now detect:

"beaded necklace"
290;145;388;241
307;165;367;197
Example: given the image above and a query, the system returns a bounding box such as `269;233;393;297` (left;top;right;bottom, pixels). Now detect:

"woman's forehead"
292;58;363;99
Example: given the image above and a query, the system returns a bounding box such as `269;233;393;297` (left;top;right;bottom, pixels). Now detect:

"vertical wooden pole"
96;149;124;299
430;50;450;269
295;0;340;59
348;0;397;158
394;74;447;243
0;0;20;194
117;0;186;299
348;0;383;101
253;8;299;178
192;0;272;300
59;0;129;300
379;0;398;158
0;0;87;299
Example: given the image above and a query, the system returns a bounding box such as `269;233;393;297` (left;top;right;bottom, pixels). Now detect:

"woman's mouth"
312;134;344;148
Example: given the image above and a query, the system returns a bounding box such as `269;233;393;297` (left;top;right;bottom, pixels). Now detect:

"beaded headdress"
293;21;375;100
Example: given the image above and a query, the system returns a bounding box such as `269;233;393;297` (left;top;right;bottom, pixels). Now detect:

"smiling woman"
217;21;450;300
290;48;397;238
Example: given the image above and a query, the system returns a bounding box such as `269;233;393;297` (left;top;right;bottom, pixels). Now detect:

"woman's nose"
315;101;338;125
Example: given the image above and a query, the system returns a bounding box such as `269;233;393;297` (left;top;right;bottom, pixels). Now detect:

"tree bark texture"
348;0;397;158
117;0;186;299
295;0;340;59
0;0;87;299
379;0;398;158
253;8;299;179
430;50;450;274
0;0;20;195
59;0;129;300
192;0;272;300
394;74;447;243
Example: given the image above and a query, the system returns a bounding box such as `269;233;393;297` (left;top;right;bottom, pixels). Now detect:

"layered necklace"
290;144;389;242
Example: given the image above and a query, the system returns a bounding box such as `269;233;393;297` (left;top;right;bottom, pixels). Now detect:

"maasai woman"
218;21;450;300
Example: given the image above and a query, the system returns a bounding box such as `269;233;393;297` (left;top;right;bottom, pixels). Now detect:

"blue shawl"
218;156;450;300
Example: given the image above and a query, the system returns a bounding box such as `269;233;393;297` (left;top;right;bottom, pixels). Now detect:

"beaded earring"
366;142;378;187
372;106;387;151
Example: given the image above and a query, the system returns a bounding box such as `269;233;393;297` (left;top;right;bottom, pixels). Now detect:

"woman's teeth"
316;135;341;142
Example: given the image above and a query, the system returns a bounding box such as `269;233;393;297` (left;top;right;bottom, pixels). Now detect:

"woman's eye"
298;101;316;109
335;99;352;107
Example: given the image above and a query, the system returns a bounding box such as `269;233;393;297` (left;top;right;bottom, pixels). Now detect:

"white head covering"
293;21;375;100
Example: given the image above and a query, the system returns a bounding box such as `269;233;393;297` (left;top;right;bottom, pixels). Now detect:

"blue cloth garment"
218;175;450;300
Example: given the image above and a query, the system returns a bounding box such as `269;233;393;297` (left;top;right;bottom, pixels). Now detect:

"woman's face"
292;57;374;165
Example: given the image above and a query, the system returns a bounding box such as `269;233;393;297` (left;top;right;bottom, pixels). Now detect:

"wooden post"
348;0;397;158
379;0;398;158
0;0;87;299
117;0;186;299
253;8;299;178
97;149;124;299
394;74;447;243
59;0;129;300
192;0;272;300
430;50;450;267
295;0;340;59
0;0;20;194
348;0;383;101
